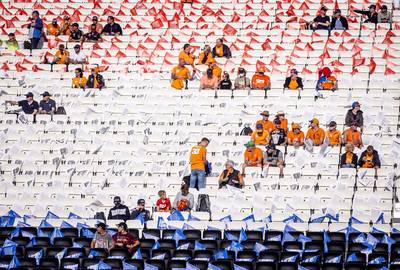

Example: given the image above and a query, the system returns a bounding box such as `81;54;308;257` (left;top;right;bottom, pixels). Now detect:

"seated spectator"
72;68;87;89
198;45;214;65
39;91;56;114
59;15;71;35
306;118;325;146
310;6;330;30
179;43;196;66
274;111;288;131
130;199;151;222
256;110;275;133
112;222;139;252
91;16;103;33
287;123;305;147
358;145;381;169
83;24;103;43
354;4;378;24
69;23;83;42
47;18;60;36
171;59;195;90
108;196;130;221
173;184;194;211
6;92;39;115
340;143;358;168
102;16;122;36
212;38;232;58
378;5;392;23
345;101;363;130
52;44;69;65
200;68;219;90
326;121;341;146
234;67;251;90
343;122;362;148
69;44;87;64
264;144;284;178
209;61;222;80
270;119;287;146
2;33;19;50
251;66;271;90
243;141;263;172
251;123;270;145
91;222;112;250
219;160;244;189
87;68;105;89
316;67;338;91
331;9;349;30
156;190;171;212
283;69;303;90
218;72;232;90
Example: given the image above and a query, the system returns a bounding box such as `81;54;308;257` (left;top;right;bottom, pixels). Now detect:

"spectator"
358;145;381;169
234;67;251;90
340;143;358;168
29;10;43;49
2;33;19;50
251;123;270;146
72;68;87;88
38;91;56;114
102;16;122;36
200;68;219;90
69;23;83;42
283;69;303;90
171;59;195;90
242;141;263;173
156;190;171;212
209;61;222;80
306;118;325;146
91;222;112;250
179;43;196;66
6;92;39;115
354;4;378;24
198;45;214;65
316;67;338;91
274;111;288;131
83;24;103;43
69;44;87;64
219;160;244;189
59;15;71;35
91;16;103;33
287;123;305;146
218;72;232;90
326;121;341;146
310;6;330;30
87;68;105;89
264;144;284;178
108;196;130;221
52;44;69;65
378;5;392;23
270;119;287;146
130;199;151;222
256;110;275;133
173;184;194;211
345;101;364;130
331;9;349;30
112;222;139;252
251;66;271;90
47;18;60;36
189;137;209;189
343;122;362;148
212;38;232;58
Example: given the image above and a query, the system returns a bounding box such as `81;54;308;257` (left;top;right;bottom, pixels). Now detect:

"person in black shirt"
69;23;83;42
108;196;130;221
354;4;378;24
218;160;244;189
102;16;122;36
310;6;330;30
6;92;39;115
270;119;287;145
218;72;232;90
83;24;103;43
130;199;151;221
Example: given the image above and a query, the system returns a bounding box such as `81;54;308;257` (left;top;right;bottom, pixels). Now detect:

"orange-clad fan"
47;18;60;36
198;45;214;65
209;61;222;80
251;66;271;90
274;111;288;131
52;44;69;65
343;122;363;148
256;111;275;133
179;43;196;66
243;141;263;173
306;118;325;146
171;59;195;90
326;121;341;146
189;137;210;189
287;123;305;146
316;67;338;91
251;124;270;145
72;68;87;89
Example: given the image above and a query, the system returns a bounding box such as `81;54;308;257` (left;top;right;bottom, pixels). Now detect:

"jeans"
190;169;206;189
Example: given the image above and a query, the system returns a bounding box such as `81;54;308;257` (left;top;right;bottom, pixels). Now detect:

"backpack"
56;106;66;115
23;40;31;50
240;126;253;136
196;194;210;212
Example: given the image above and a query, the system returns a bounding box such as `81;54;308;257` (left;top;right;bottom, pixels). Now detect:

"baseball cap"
113;196;121;203
292;123;300;130
41;91;51;97
137;199;145;205
334;9;341;14
25;92;34;97
72;22;79;27
260;110;269;117
276;111;285;116
74;44;81;49
256;124;263;130
244;141;255;148
321;6;328;11
8;33;15;37
352;101;361;108
328;121;337;127
310;118;319;125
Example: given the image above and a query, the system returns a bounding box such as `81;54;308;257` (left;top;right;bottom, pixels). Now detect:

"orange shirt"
275;118;288;131
190;145;207;170
60;21;71;35
198;52;214;65
362;153;374;168
215;45;224;57
321;76;337;90
251;130;269;145
306;127;325;146
326;129;341;146
343;128;362;146
288;79;299;90
251;74;270;89
345;152;354;164
256;119;275;133
55;50;69;64
212;66;222;80
287;131;305;145
179;51;195;65
72;76;87;88
244;148;263;164
47;24;60;35
171;65;190;90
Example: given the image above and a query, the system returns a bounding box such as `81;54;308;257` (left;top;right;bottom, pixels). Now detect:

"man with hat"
256;110;275;133
287;123;305;146
6;92;39;115
234;67;251;90
343;122;362;148
331;9;349;30
310;6;331;30
251;123;270;145
326;121;341;146
355;5;378;24
130;199;151;222
264;144;284;178
306;118;325;146
39;92;56;114
91;16;103;34
274;111;288;131
284;69;303;90
69;44;87;64
345;101;363;130
91;222;112;250
242;141;263;173
108;196;130;221
68;23;83;42
251;66;271;90
112;222;139;253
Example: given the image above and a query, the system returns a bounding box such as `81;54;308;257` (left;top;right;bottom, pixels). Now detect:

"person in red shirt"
112;222;139;253
156;190;171;212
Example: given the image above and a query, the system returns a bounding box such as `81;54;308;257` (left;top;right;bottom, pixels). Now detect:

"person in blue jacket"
29;10;43;49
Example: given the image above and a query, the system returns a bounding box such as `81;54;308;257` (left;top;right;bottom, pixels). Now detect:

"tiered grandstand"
0;0;399;269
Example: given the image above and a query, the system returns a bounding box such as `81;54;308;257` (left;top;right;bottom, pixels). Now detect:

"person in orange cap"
179;43;196;66
256;111;275;133
306;118;325;146
287;123;304;146
251;66;271;90
197;45;214;65
251;124;270;145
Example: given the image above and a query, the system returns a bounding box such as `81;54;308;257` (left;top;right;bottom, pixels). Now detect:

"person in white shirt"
68;44;87;64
